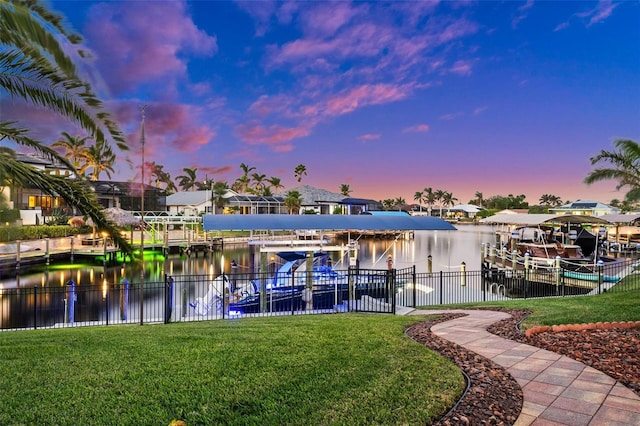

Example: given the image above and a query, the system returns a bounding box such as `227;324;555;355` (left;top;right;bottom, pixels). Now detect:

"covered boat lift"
201;214;456;312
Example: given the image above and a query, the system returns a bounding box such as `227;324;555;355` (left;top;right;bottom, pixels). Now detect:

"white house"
446;204;484;219
549;200;620;216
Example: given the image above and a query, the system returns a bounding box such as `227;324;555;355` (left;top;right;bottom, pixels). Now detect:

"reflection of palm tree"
584;139;640;201
1;1;130;252
176;167;198;191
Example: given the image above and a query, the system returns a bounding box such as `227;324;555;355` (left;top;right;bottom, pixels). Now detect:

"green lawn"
425;289;640;329
0;314;462;425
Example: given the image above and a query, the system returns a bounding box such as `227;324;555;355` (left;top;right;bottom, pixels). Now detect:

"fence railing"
2;259;639;331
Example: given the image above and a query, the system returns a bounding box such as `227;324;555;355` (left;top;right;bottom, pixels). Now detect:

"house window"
28;195;37;208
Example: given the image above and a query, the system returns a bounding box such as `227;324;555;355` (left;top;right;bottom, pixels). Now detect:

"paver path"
410;309;640;426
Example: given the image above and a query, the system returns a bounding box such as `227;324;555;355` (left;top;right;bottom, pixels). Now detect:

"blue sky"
10;0;640;205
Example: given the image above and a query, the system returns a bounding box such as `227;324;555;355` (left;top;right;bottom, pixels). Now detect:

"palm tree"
423;187;436;216
441;191;458;217
474;191;484;208
234;163;255;194
52;132;89;170
81;141;116;181
584;139;640;201
294;164;307;183
414;191;423;211
539;194;563;207
434;189;446;217
147;161;176;194
284;190;302;214
251;172;266;195
176;167;198;191
211;181;229;214
394;197;406;211
266;176;284;194
340;184;351;196
381;199;395;210
0;1;129;252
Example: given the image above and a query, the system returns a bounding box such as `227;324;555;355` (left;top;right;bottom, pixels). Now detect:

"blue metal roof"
202;214;457;231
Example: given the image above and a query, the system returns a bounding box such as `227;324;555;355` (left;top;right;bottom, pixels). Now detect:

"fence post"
439;271;443;305
427;255;432;276
461;262;466;286
524;252;530;299
554;256;561;296
597;260;604;295
412;265;416;308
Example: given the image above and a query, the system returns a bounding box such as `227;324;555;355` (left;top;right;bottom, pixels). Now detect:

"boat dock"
0;235;224;274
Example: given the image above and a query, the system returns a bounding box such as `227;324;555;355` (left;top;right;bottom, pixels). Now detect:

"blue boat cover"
202;214;457;231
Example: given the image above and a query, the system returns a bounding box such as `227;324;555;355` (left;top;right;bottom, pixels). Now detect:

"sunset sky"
7;0;640;205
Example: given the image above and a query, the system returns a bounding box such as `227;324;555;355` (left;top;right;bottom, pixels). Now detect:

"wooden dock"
0;236;224;275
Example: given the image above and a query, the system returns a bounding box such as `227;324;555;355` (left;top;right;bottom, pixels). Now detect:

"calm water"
1;224;498;290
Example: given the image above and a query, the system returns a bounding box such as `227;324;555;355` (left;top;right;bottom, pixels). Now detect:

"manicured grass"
424;289;640;329
0;314;463;425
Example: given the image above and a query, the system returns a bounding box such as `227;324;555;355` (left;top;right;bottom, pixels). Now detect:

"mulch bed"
406;309;640;425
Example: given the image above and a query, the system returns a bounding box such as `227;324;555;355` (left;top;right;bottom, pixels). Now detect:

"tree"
584;139;640;202
423;187;436;216
539;194;563;207
52;132;89;170
284;190;302;214
147;161;176;194
474;191;484;208
434;189;446;217
394;197;406;210
340;184;351;197
251;172;266;195
81;140;116;181
294;164;307;183
211;181;229;214
232;163;255;194
413;191;423;211
266;176;284;194
176;167;198;191
1;0;130;252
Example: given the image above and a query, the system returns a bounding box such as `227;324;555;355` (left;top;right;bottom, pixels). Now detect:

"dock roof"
202;214;457;231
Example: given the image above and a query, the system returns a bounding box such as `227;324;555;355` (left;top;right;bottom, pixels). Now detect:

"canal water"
0;224;497;290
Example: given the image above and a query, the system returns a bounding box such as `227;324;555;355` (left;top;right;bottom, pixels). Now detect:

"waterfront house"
549;200;620;216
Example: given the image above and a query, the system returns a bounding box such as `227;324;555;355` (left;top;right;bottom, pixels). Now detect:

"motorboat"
190;251;391;316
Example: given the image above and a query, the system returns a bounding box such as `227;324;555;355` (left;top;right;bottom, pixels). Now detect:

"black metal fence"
2;260;639;331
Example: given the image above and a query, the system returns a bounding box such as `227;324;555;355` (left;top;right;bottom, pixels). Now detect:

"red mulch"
406;309;640;425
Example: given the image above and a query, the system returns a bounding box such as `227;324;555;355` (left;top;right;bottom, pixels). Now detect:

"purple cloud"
358;133;381;141
403;124;430;133
235;121;310;151
449;60;473;76
84;1;217;95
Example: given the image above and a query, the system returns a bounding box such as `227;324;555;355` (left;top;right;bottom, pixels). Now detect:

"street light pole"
139;105;147;325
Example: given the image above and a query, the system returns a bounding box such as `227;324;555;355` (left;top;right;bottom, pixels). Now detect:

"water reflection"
1;225;498;289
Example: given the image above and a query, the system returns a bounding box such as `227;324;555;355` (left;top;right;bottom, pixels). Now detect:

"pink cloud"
325;84;411;116
84;1;217;95
358;133;381;141
299;2;360;37
554;22;570;32
235;122;310;150
583;0;618;26
473;106;488;116
439;112;463;121
449;60;472;76
403;124;430;133
114;101;216;157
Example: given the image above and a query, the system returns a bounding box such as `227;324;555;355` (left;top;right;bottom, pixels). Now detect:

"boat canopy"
202;214;457;231
479;213;611;226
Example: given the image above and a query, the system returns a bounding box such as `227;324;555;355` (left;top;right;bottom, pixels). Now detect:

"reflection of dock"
0;236;224;274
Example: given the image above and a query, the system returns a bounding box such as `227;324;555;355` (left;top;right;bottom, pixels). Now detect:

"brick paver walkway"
410;309;640;426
